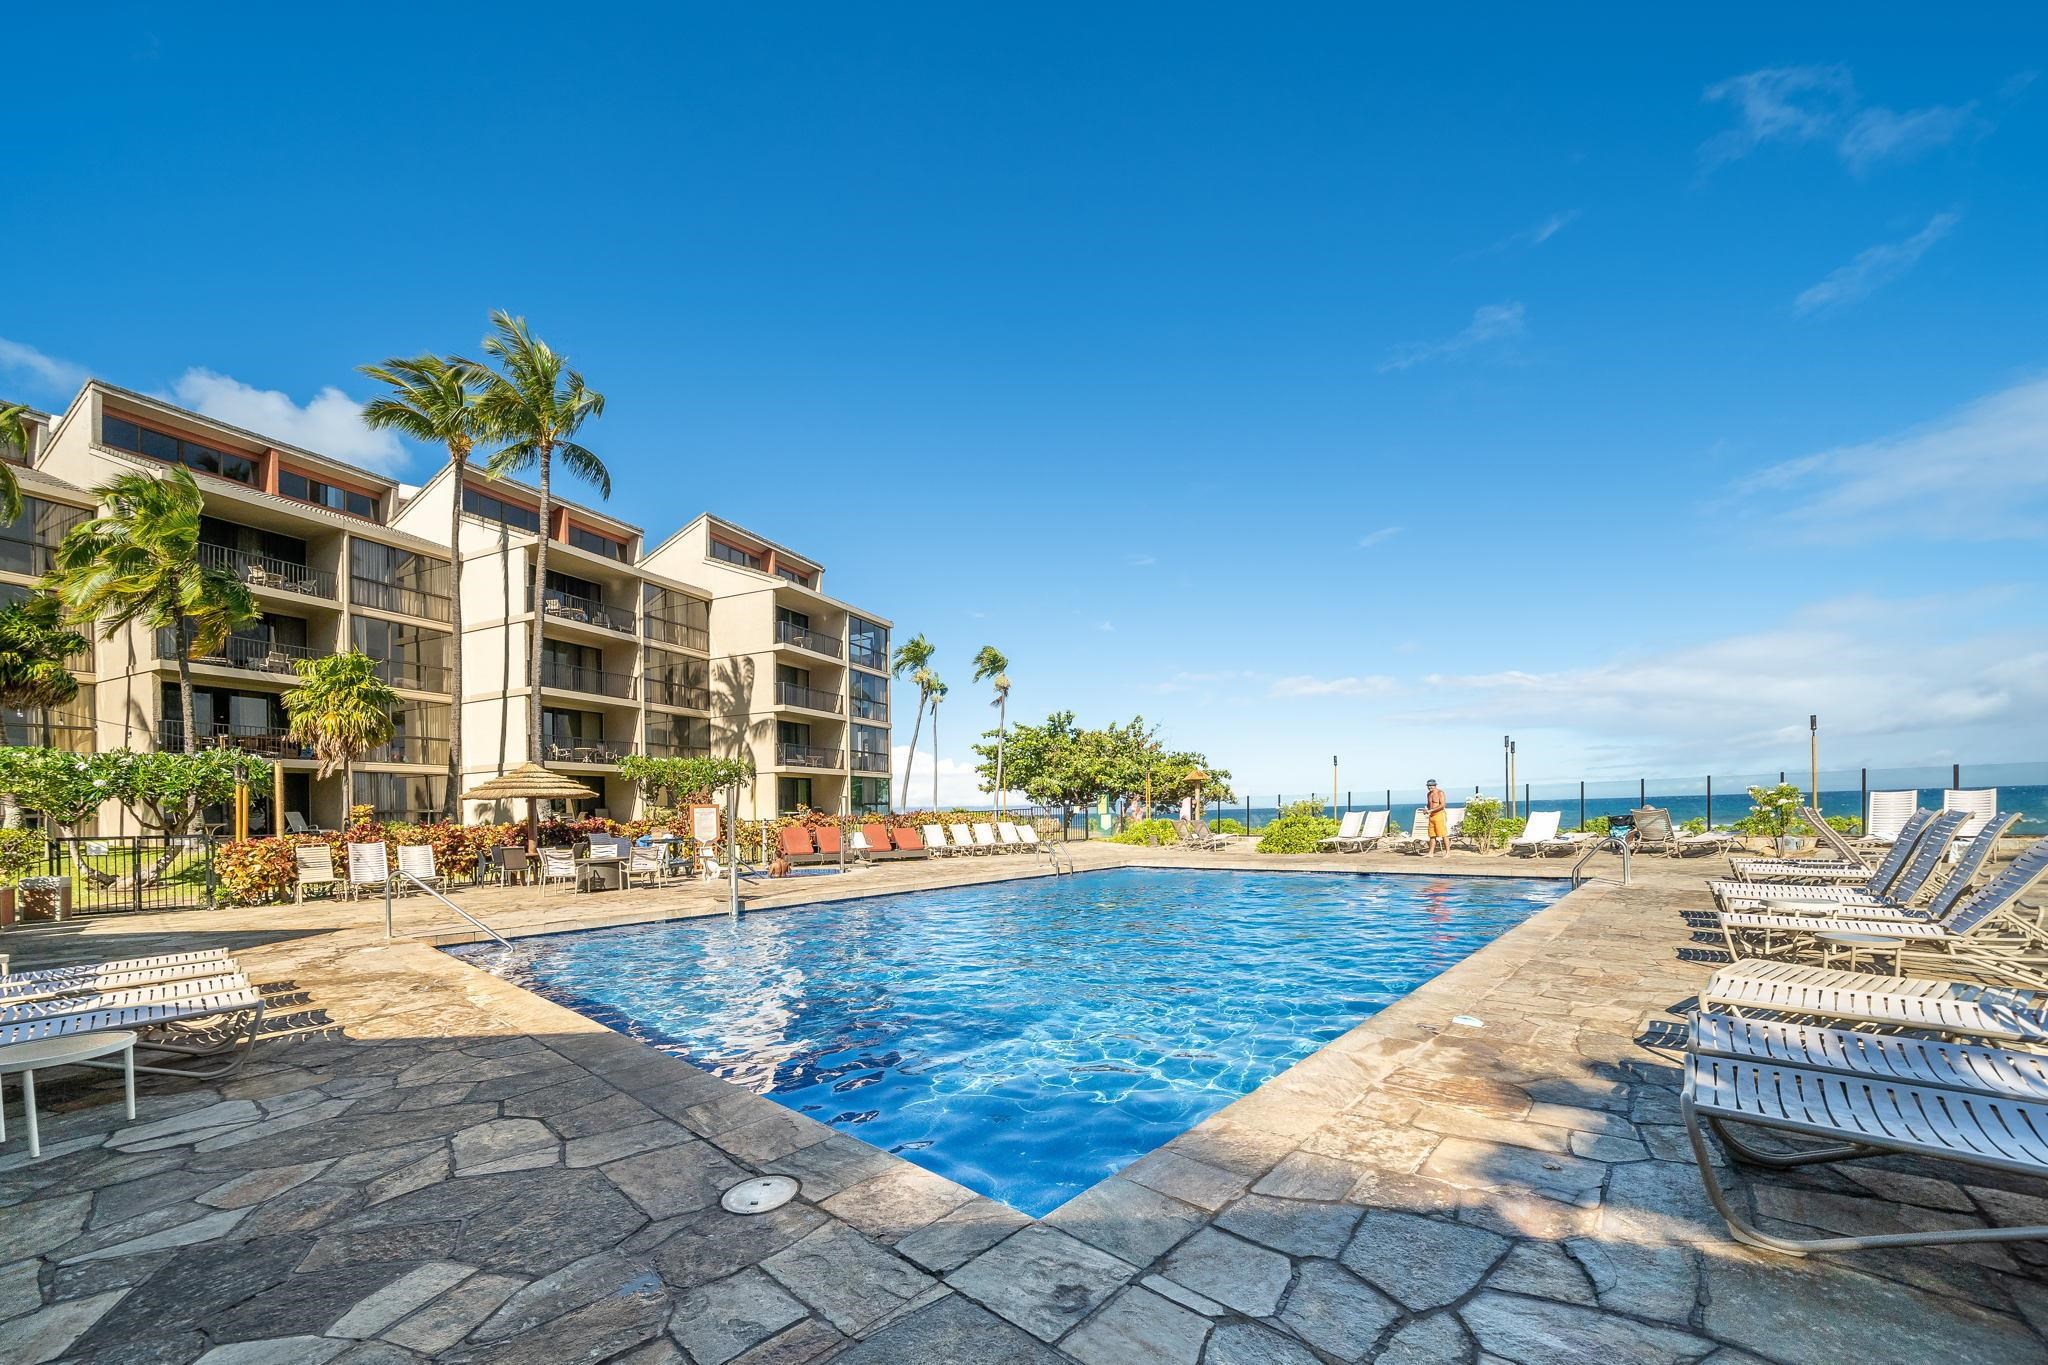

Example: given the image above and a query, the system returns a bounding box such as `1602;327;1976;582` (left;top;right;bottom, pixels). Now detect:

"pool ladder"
383;872;512;947
1041;841;1075;875
1570;834;1633;890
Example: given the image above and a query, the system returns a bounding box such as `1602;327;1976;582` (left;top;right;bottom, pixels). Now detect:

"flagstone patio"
2;843;2045;1364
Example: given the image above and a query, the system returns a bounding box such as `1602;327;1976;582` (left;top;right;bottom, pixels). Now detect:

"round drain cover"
721;1175;799;1215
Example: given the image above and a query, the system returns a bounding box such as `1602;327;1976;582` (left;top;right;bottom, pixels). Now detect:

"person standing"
1425;779;1448;856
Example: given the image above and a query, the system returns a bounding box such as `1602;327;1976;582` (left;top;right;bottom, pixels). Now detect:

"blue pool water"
450;868;1565;1215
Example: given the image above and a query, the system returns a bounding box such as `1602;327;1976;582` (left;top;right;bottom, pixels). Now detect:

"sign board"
689;805;720;845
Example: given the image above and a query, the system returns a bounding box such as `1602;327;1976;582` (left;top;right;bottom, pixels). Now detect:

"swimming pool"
451;867;1565;1215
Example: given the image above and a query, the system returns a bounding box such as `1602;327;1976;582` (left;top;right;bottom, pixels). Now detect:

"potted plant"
1742;782;1807;854
0;827;52;926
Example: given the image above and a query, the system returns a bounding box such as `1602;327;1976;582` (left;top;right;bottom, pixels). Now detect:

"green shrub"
1110;818;1179;846
1460;798;1505;850
1736;783;1804;837
1209;817;1247;836
0;828;48;888
1575;815;1611;835
1809;813;1861;836
1257;812;1339;853
1497;816;1527;844
1681;817;1707;835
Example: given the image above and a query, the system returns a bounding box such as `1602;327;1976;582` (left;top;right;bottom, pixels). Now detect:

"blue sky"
5;6;2045;801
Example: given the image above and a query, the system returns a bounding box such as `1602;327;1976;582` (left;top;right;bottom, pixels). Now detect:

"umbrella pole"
526;799;539;857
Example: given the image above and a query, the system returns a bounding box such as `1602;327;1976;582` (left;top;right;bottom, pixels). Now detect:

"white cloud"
1357;526;1402;549
1478;209;1581;255
0;336;88;397
1794;211;1959;315
1096;620;1115;632
1269;675;1398;699
1735;374;2048;539
1128;553;1157;567
892;745;1012;809
1380;303;1525;374
1701;65;1978;173
1405;594;2048;772
167;368;406;474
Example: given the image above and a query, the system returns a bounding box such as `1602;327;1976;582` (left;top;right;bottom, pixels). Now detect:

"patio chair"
1631;807;1678;855
1013;824;1051;857
1397;808;1433;853
396;844;443;893
814;825;846;862
778;826;818;865
1672;827;1738;857
345;842;390;900
1336;809;1391;852
0;953;238;1004
1318;811;1367;851
1727;806;1937;883
294;844;338;904
995;822;1026;853
971;822;1004;852
1184;819;1229;850
284;811;323;836
1858;790;1918;847
891;826;929;857
628;843;680;886
491;846;531;886
1508;810;1565;856
1708;810;1952;909
854;822;893;860
0;984;267;1078
538;847;577;891
1943;788;2000;863
1699;958;2048;1046
943;824;981;856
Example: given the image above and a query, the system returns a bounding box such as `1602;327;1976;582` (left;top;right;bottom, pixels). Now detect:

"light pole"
1809;714;1819;813
1509;740;1517;820
1502;735;1511;816
1331;755;1338;816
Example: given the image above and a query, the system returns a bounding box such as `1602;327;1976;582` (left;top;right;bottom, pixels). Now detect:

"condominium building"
7;380;893;829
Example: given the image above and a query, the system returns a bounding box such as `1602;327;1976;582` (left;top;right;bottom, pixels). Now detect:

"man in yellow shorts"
1425;779;1448;856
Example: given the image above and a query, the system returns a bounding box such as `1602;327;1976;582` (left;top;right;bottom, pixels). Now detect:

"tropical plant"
44;467;257;751
471;312;609;763
0;592;86;710
971;645;1010;811
1256;803;1340;853
1108;817;1178;846
618;753;754;808
359;353;492;815
1460;797;1507;850
889;633;934;810
0;402;31;522
110;749;271;838
1737;782;1804;838
919;669;947;810
0;749;123;835
282;649;399;803
0;827;48;888
1209;817;1248;836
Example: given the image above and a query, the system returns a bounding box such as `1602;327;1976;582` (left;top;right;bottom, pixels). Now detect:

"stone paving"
2;840;2046;1363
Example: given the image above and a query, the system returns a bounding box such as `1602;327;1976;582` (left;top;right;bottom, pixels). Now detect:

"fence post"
1639;778;1646;807
1860;768;1867;828
1524;782;1530;815
1346;790;1352;815
1385;788;1391;812
1579;781;1585;831
1706;776;1712;828
1952;763;1961;790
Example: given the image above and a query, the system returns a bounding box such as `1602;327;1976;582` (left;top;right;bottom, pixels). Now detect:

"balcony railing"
158;629;318;677
159;721;308;759
351;575;454;623
775;619;842;657
544;740;635;766
777;742;841;769
850;750;891;773
776;681;843;713
536;658;636;699
368;656;452;694
645;740;712;760
359;735;451;766
532;587;635;635
645;616;709;653
850;695;889;721
199;543;336;599
646;676;711;710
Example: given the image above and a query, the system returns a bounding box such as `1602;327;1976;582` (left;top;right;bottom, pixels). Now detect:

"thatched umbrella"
462;762;598;855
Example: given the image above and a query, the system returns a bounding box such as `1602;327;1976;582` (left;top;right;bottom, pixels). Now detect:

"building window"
850;672;887;720
646;713;710;758
352;772;448;822
351;616;451;691
463;486;542;532
851;777;890;814
350;540;452;621
777;777;814;814
709;538;761;570
848;616;889;670
567;526;627;560
643;587;709;651
0;497;88;578
278;470;377;519
102;414;257;486
775;565;813;588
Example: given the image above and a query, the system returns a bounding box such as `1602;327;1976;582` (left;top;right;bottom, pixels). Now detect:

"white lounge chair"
295;845;338;903
1942;788;2000;863
1719;813;2015;936
1336;809;1390;852
1508;811;1565;856
1397;808;1431;853
0;985;266;1078
1318;812;1366;851
995;822;1026;853
1700;958;2048;1046
345;842;390;900
1014;824;1053;859
1727;805;1870;881
0;954;238;1004
1859;790;1918;847
921;824;959;857
396;844;443;893
1441;807;1467;848
970;823;1003;852
3;974;252;1025
284;811;324;836
1729;807;1936;885
1708;810;1957;910
945;824;981;856
1672;827;1738;857
538;847;577;890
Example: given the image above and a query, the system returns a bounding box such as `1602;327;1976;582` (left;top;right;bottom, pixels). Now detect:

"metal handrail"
1571;833;1633;890
384;870;510;947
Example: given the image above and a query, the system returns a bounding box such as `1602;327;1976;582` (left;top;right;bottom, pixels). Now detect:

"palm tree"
359;354;491;815
0;593;87;711
45;468;257;752
889;633;934;810
972;645;1010;812
0;403;30;523
282;649;399;809
471;312;608;763
919;669;947;811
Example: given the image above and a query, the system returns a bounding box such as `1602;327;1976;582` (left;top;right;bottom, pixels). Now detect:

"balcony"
776;681;843;714
159;721;308;760
777;742;841;769
368;656;452;694
537;658;636;700
775;619;842;658
199;543;336;600
544;740;635;766
351;575;454;623
646;616;709;653
360;734;451;766
158;629;318;678
850;695;889;722
850;750;891;773
2;716;94;753
646;676;711;710
532;587;635;635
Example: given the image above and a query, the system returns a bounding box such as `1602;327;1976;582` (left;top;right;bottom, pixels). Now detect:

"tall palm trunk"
446;452;466;815
931;698;940;809
900;696;926;812
995;693;1007;813
174;612;197;753
528;445;553;763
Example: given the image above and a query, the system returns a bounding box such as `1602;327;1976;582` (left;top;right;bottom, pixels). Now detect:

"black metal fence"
28;836;218;918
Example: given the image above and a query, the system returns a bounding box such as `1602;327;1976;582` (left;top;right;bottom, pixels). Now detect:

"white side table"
0;1030;137;1158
